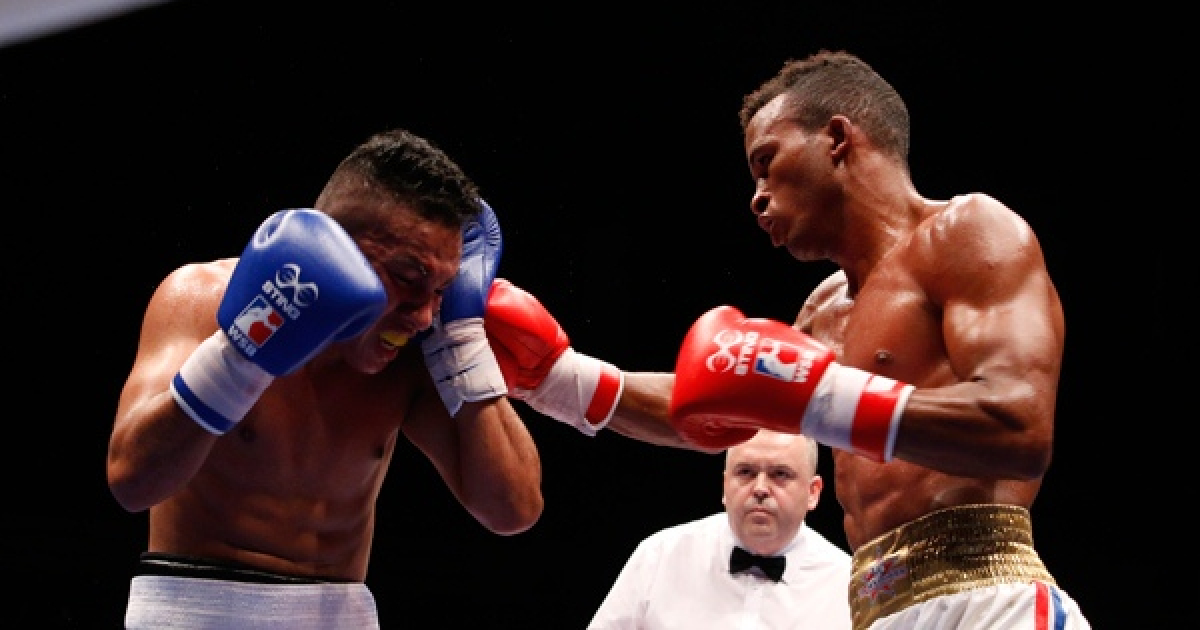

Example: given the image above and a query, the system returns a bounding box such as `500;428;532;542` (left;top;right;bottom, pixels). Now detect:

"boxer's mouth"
380;331;409;349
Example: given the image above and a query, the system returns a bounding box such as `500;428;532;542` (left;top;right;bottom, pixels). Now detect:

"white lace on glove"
421;317;508;417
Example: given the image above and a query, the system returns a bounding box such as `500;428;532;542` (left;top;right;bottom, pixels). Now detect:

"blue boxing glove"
421;198;508;416
171;209;388;434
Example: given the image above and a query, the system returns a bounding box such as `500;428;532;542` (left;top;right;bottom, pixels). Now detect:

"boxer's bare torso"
131;258;426;581
794;194;1061;550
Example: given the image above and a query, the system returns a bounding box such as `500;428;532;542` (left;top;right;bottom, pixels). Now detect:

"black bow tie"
729;547;786;582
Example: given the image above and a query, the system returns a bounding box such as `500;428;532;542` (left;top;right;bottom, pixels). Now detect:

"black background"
1;1;1158;627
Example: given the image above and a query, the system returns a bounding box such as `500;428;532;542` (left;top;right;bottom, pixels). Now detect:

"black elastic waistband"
137;552;345;585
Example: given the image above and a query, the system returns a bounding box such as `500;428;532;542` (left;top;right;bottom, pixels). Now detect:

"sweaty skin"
108;196;544;580
604;90;1063;551
743;96;1063;549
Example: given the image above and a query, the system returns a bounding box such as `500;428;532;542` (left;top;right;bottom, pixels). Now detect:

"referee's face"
723;432;821;556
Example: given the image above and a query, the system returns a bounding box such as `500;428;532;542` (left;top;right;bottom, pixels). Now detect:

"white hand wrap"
799;363;913;461
171;331;274;435
421;317;508;417
517;348;624;436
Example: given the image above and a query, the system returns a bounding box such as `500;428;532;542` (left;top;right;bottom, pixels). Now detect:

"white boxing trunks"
124;553;380;629
850;505;1092;630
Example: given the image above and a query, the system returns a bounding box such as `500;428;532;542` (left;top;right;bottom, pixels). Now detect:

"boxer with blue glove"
108;128;544;630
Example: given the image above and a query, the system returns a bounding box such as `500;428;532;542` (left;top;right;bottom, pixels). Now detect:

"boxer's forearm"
609;372;720;453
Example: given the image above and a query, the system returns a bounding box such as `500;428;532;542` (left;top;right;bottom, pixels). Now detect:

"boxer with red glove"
669;305;914;461
484;278;623;435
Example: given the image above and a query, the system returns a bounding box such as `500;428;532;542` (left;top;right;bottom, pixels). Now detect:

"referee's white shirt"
588;513;852;630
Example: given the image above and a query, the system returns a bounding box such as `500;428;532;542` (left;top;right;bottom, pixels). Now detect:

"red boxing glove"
485;279;623;435
675;421;759;451
668;306;914;461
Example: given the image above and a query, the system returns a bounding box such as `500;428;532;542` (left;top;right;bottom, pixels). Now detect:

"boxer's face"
722;432;821;556
344;204;461;374
744;94;842;263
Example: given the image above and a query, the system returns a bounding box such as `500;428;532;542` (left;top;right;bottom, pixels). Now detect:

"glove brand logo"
707;329;760;375
267;263;319;317
226;264;317;357
229;296;285;356
705;329;819;383
754;338;820;384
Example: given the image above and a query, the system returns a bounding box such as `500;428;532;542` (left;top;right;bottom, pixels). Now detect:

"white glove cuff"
522;348;624;436
171;331;274;434
421;317;508;417
799;364;912;461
